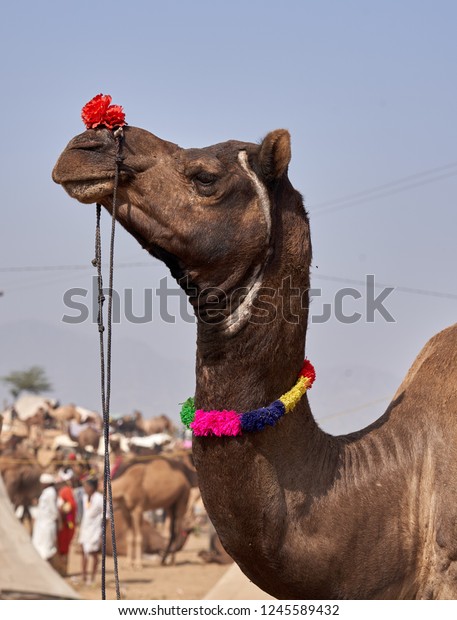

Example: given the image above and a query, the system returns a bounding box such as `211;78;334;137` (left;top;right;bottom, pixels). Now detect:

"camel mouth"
149;243;190;286
61;178;115;204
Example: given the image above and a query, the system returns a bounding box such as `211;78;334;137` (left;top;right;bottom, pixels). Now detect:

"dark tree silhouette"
2;366;52;399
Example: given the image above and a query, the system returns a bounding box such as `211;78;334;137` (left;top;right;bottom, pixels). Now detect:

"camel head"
53;126;309;331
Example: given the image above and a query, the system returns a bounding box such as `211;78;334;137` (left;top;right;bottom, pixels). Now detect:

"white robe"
78;491;103;554
32;485;58;560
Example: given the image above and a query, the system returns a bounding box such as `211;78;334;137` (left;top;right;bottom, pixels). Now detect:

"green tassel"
180;397;196;429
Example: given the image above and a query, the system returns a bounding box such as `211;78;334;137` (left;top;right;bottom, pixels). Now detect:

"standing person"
78;477;103;586
32;473;59;565
56;469;77;576
71;457;90;524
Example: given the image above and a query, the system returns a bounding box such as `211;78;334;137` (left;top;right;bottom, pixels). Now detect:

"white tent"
0;474;78;600
13;395;54;421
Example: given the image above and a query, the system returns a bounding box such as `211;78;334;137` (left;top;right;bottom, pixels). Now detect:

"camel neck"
189;177;342;598
194;190;313;420
195;310;308;414
191;226;333;594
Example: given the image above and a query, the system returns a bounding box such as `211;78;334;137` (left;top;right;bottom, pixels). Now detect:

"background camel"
47;404;79;430
199;528;234;566
110;455;196;567
105;505;193;562
53;124;457;599
74;426;100;453
137;414;175;436
0;449;42;527
111;412;142;437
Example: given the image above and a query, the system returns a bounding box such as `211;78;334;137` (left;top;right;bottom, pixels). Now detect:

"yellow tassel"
279;376;311;413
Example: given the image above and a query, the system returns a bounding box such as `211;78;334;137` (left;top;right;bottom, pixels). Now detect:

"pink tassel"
191;409;242;437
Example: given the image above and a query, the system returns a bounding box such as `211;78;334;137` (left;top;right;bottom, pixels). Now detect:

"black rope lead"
94;128;123;600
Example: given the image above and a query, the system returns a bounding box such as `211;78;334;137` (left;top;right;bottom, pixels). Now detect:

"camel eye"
193;172;218;196
194;172;217;186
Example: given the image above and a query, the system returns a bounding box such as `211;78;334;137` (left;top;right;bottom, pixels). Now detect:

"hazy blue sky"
0;1;455;433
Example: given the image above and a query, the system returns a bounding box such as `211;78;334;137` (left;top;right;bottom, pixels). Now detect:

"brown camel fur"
53;125;457;599
0;449;42;525
112;411;143;436
114;411;175;437
106;505;193;562
138;413;176;436
110;456;195;567
48;403;81;430
75;426;100;453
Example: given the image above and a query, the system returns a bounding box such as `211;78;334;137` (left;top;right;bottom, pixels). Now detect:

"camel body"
105;506;192;560
193;324;457;599
53;124;457;599
110;456;194;567
0;450;42;525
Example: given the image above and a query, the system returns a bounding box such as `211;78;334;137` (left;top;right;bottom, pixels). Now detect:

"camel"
48;403;80;428
67;417;100;453
105;505;193;561
138;413;176;436
75;426;100;453
199;529;234;565
110;455;196;567
111;412;143;436
0;449;42;526
113;411;175;437
48;403;101;431
128;433;173;456
1;465;41;525
53;123;457;599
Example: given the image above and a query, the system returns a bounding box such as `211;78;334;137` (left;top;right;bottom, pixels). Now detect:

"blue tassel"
241;400;286;433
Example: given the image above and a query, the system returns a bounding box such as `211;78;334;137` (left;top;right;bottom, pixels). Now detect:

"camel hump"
393;322;457;402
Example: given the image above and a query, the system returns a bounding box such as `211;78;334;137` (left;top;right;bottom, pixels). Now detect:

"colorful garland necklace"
180;359;316;437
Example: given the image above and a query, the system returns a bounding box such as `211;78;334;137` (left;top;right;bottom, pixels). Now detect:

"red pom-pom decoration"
299;359;316;387
81;93;126;130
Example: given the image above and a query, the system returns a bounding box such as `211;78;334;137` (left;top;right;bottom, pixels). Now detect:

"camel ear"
258;129;291;181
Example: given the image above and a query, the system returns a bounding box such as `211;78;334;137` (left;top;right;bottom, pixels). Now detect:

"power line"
318;396;390;423
312;273;457;301
1;263;456;301
309;168;457;217
2;161;456;275
0;261;151;273
310;161;457;211
0;263;154;294
3;271;103;293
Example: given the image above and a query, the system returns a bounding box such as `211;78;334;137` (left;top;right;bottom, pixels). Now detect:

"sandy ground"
64;527;230;601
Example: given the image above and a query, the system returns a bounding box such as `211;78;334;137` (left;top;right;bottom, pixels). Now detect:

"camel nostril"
71;143;103;152
67;137;108;153
67;128;113;152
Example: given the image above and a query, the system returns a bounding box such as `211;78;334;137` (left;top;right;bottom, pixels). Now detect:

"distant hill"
0;319;195;419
